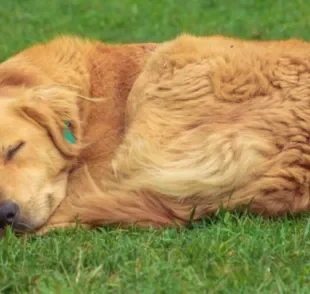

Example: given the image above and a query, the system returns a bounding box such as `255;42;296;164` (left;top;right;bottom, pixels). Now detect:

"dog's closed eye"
5;141;25;162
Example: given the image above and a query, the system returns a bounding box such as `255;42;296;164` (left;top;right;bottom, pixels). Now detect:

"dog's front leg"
35;222;91;235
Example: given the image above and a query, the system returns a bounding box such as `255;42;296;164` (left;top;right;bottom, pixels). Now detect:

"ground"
1;0;310;293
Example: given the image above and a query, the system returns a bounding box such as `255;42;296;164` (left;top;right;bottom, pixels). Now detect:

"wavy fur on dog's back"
109;34;310;219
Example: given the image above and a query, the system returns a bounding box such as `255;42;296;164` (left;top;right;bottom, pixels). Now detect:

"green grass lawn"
1;0;310;293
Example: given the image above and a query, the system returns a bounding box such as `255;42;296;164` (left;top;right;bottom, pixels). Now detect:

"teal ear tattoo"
63;121;76;144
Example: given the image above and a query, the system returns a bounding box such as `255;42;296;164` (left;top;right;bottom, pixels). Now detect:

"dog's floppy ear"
15;85;82;158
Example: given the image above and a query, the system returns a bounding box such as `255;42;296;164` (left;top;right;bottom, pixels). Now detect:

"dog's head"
0;85;81;234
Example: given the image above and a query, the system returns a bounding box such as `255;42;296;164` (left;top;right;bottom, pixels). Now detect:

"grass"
1;0;310;293
2;214;310;293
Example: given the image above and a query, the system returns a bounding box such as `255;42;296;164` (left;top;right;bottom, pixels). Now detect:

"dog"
0;34;310;235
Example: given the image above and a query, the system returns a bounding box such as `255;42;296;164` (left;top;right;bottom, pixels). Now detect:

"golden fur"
0;34;310;234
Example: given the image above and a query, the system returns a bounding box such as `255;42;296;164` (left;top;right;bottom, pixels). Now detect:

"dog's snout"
0;201;19;228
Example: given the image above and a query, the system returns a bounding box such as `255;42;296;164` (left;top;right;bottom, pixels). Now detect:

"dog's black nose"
0;201;19;228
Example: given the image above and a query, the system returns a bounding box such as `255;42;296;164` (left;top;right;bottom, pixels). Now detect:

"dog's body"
0;34;310;234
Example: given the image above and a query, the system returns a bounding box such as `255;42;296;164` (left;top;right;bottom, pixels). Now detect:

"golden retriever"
0;34;309;235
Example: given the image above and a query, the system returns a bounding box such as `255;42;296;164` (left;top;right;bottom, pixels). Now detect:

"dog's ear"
15;85;82;158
